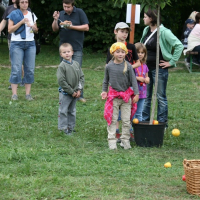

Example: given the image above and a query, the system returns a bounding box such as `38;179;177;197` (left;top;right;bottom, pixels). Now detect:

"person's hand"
31;24;38;33
23;18;29;24
53;11;60;20
101;92;107;100
60;20;72;28
159;60;171;68
132;94;139;103
76;90;81;98
137;76;145;83
145;77;150;84
72;92;77;97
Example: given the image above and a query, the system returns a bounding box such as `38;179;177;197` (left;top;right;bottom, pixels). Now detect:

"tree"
30;0;200;51
112;0;171;124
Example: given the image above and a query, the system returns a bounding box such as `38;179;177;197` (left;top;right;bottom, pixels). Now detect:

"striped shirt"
102;60;139;95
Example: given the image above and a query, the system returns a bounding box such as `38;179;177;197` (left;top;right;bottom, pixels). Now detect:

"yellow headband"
110;42;128;55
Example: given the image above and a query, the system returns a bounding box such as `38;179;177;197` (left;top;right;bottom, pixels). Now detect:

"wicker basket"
183;159;200;196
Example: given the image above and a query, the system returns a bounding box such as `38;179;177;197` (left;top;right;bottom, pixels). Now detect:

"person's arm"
130;68;139;103
60;21;89;32
67;24;89;32
131;44;141;69
101;91;108;100
144;72;150;84
136;76;145;82
8;18;28;33
129;65;139;95
29;13;38;33
159;29;184;68
0;19;7;35
52;11;60;32
101;66;109;100
106;48;112;64
102;66;109;92
132;59;141;69
27;20;38;34
31;22;38;34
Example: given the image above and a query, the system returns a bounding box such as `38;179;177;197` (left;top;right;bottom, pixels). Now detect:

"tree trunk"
149;5;160;124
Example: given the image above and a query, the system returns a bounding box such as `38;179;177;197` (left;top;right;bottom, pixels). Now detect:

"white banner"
126;4;140;24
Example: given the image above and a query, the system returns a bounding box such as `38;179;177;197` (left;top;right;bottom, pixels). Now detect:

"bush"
31;0;200;52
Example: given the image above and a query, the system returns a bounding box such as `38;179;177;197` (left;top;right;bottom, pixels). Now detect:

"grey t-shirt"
58;6;89;51
102;60;139;95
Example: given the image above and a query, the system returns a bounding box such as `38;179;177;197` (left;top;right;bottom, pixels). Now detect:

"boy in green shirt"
57;43;84;135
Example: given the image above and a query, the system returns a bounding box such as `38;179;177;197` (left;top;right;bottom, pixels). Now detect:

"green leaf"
160;2;166;9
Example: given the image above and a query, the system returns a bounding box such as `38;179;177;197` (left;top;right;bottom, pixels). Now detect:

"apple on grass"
182;175;186;181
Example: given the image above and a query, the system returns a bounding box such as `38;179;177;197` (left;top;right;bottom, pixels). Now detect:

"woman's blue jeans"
133;98;145;121
142;68;168;123
9;41;36;84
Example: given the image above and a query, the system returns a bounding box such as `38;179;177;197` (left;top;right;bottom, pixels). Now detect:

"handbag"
31;12;40;55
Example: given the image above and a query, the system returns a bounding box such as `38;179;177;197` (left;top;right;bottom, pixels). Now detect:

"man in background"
52;0;89;103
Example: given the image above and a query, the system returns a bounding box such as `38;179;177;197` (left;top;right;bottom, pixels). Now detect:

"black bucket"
132;121;166;147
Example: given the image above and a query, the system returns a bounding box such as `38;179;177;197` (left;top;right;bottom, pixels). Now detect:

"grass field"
0;41;200;199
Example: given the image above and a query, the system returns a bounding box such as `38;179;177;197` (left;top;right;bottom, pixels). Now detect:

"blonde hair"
134;42;147;64
188;11;199;21
109;42;128;74
59;43;73;53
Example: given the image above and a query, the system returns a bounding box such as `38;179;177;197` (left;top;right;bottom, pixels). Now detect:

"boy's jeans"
58;93;77;131
142;68;168;123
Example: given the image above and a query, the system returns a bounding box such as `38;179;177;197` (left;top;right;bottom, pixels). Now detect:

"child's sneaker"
26;94;34;101
130;133;135;142
108;140;117;150
64;129;73;136
121;140;131;150
11;94;18;100
116;129;121;143
8;85;12;90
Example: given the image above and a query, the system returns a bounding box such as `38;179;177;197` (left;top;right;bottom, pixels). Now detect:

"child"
57;43;84;135
101;42;139;150
133;43;149;121
182;19;195;49
106;22;140;67
106;22;140;141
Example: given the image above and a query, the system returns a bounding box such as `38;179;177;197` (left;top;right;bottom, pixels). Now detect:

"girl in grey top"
101;42;139;150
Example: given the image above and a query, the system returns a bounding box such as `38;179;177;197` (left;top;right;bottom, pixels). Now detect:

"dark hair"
9;0;13;5
145;9;161;26
195;13;200;24
16;0;30;9
63;0;74;6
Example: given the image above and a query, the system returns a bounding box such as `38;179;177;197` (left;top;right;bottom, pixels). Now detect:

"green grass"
0;39;200;199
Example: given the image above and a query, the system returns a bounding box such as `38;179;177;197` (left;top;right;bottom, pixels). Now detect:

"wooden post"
129;4;136;44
